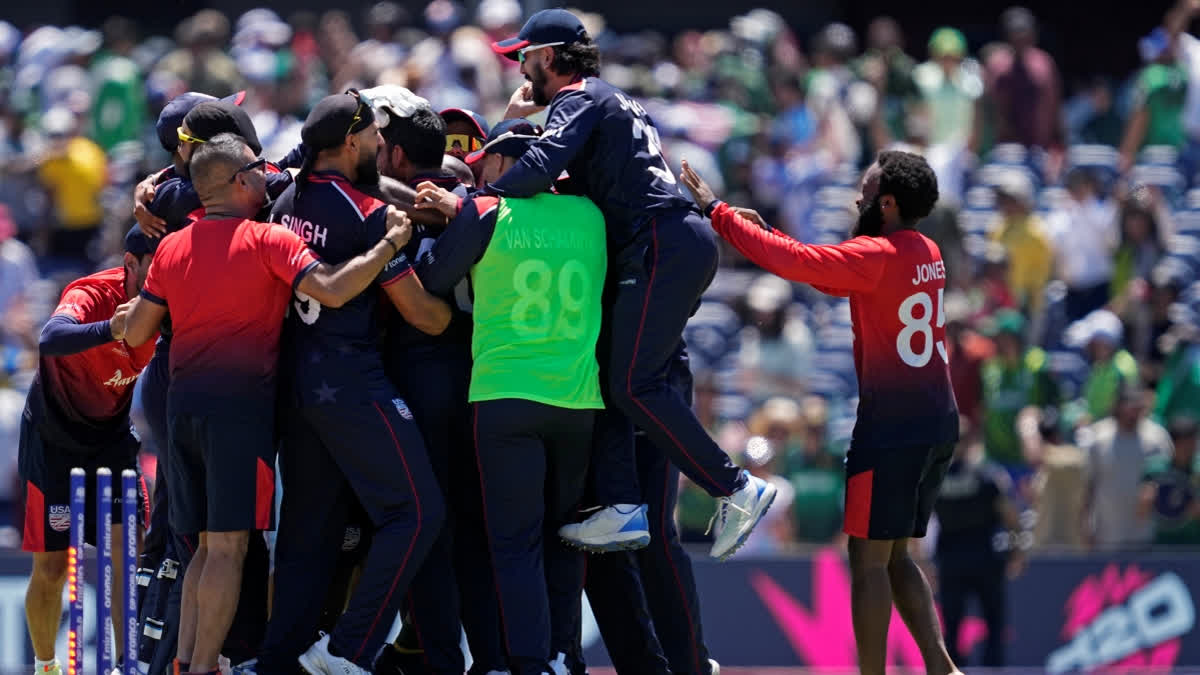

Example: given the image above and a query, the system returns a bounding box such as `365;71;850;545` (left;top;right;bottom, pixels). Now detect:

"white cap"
1065;308;1124;348
359;84;431;129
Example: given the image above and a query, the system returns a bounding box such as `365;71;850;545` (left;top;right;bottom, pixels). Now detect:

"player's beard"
529;62;552;106
852;195;884;237
356;146;380;186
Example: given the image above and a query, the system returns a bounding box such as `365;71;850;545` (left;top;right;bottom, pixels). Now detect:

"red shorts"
843;442;954;540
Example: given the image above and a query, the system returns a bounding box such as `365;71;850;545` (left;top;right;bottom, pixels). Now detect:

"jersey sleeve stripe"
472;195;500;218
331;179;388;220
331;182;367;221
378;266;415;288
139;289;167;306
292;259;321;291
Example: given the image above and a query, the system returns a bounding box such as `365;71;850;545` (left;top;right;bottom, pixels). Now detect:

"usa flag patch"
48;505;71;532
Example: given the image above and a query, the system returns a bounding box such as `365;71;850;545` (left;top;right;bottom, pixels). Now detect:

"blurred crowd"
0;0;1199;555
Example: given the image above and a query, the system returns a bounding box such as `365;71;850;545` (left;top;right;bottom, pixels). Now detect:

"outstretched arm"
38;315;116;355
296;208;411;308
482;89;601;198
680;159;884;293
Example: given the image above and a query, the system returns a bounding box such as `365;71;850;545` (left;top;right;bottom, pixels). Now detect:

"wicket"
67;467;139;675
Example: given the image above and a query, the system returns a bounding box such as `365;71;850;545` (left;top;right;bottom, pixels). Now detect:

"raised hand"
679;158;717;210
414;181;460;219
504;83;545;120
384;206;413;249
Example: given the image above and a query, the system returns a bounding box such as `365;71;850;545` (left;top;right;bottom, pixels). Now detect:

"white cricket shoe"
557;504;650;552
709;472;777;561
298;633;370;675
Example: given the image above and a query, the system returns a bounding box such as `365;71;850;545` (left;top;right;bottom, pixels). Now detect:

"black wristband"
704;199;722;218
384;237;399;256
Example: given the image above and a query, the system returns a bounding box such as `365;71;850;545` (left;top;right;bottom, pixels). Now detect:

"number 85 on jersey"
897;288;948;368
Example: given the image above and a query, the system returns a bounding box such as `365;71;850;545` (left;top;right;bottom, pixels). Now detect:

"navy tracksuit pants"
135;345;267;673
592;209;744;505
387;344;506;674
473;399;592;675
587;350;714;675
259;400;444;672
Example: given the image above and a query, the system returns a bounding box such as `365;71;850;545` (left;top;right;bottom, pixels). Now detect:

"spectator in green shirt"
89;17;146;152
782;396;845;544
1142;416;1200;547
1067;309;1140;424
980;309;1059;469
912;27;983;148
1120;27;1188;170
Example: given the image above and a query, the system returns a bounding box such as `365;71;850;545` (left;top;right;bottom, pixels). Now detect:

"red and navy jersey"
710;203;959;449
268;170;412;406
412;196;498;295
483;77;694;251
385;171;474;354
149;168;294;237
29;268;157;451
140;217;320;410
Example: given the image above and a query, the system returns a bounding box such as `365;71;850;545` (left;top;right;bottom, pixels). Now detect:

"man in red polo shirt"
123;132;413;675
20;226;157;675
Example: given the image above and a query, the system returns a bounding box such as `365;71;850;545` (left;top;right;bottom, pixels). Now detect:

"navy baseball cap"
124;225;153;256
465;118;541;164
440;108;489;139
302;92;377;152
491;8;587;61
156;90;246;153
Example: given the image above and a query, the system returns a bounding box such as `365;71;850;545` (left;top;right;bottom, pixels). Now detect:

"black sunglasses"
229;158;268;183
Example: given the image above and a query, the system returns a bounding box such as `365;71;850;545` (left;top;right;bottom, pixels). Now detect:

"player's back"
148;217;304;406
270;171;400;405
559;78;693;248
849;230;959;449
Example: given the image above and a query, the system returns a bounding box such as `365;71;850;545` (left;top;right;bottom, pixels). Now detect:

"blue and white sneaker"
709;472;777;561
557;504;650;552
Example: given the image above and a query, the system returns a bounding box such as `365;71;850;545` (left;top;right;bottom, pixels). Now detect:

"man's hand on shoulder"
414;182;460;220
109;299;136;342
133;173;167;237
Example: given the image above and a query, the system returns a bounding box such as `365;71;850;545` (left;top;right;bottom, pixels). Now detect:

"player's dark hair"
190;133;250;199
877;150;939;224
380;107;447;170
549;38;601;78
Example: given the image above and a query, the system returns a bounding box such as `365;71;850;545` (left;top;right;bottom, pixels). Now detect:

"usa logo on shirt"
49;505;71;532
392;398;414;421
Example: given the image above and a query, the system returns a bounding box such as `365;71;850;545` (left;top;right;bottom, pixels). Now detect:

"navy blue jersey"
269;170;412;406
383;171;473;353
411;196;497;294
483;77;694;250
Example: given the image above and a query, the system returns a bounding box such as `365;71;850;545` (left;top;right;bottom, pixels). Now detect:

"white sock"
34;658;59;672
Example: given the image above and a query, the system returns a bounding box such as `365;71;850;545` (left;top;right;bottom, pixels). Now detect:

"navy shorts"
18;414;149;553
843;443;954;540
166;405;276;535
